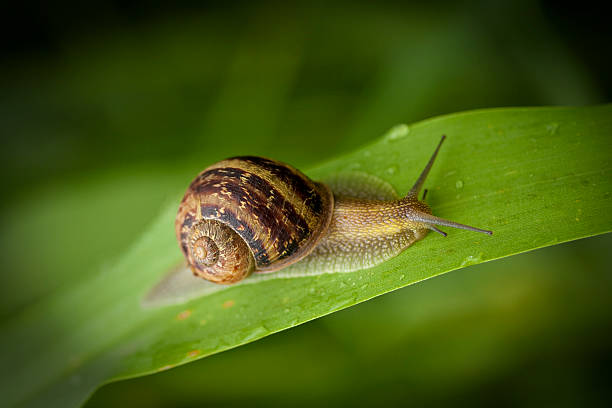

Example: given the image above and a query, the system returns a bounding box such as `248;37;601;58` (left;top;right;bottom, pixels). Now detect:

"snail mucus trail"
176;136;492;284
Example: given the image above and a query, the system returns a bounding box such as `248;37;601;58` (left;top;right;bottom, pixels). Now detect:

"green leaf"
2;106;611;407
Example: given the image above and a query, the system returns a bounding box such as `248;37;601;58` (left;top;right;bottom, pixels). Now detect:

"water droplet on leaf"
386;165;398;176
546;123;559;135
383;124;410;142
461;253;484;267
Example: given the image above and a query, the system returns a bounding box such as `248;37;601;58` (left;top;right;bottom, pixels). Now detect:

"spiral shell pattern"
175;156;334;283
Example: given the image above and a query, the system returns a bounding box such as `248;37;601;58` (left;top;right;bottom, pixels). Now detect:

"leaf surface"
1;106;611;407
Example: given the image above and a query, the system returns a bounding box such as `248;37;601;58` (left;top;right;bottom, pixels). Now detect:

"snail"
175;135;492;284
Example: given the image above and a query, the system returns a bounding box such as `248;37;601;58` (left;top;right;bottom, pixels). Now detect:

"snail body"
176;136;492;284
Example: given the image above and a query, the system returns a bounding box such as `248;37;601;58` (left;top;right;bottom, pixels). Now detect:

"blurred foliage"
1;0;606;198
0;0;610;407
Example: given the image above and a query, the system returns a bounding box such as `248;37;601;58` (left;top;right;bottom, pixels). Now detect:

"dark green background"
1;1;610;406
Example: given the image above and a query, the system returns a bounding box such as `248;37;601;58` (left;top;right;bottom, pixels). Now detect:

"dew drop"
383;124;410;142
460;253;484;267
386;165;398;176
546;123;559;135
455;180;464;189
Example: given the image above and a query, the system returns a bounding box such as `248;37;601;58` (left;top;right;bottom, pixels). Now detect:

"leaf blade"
2;105;611;407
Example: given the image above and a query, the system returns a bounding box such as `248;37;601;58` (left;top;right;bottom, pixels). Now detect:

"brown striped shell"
175;156;334;284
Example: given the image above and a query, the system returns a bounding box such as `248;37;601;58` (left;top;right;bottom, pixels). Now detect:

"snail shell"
176;136;492;284
176;157;334;283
